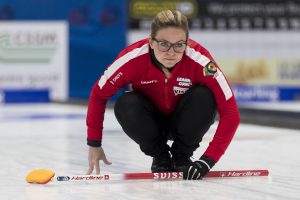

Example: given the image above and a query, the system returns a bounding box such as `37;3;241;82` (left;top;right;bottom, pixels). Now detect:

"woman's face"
150;27;187;69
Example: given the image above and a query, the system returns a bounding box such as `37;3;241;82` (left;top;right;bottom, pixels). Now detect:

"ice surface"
0;103;299;200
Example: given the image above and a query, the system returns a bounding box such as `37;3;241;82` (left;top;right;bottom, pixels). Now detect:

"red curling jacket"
86;38;240;162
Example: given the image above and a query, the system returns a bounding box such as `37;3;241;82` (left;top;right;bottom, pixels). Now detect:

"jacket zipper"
164;78;170;110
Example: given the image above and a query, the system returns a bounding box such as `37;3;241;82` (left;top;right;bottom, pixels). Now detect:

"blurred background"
1;0;300;128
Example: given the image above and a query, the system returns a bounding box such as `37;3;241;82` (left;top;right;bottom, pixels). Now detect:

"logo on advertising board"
0;21;68;101
129;0;198;19
0;30;57;64
232;85;279;102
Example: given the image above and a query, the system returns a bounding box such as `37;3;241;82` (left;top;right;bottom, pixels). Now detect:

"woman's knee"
188;86;215;103
182;85;216;112
114;91;157;119
173;85;217;137
114;92;142;117
115;92;139;108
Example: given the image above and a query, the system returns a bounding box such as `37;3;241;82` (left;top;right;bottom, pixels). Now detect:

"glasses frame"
152;38;187;53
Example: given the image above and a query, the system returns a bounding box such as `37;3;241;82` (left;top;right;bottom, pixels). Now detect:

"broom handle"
55;169;269;182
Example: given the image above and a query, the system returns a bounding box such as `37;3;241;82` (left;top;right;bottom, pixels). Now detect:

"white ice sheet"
0;104;299;200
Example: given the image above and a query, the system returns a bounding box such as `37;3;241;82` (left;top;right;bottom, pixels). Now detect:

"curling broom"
26;169;269;184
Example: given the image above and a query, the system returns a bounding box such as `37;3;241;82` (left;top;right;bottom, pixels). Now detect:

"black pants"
114;85;216;158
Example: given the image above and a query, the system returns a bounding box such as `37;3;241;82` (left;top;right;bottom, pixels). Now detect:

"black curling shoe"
151;151;173;172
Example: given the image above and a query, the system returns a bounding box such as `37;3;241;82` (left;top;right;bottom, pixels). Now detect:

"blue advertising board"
232;85;300;102
0;0;127;99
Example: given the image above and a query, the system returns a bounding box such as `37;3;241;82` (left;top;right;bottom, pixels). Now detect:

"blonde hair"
151;10;189;39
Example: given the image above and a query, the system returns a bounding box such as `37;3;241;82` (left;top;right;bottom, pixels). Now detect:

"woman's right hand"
86;146;112;175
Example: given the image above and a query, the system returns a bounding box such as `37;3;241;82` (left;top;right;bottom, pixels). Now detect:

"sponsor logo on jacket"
176;77;192;86
203;61;219;77
110;72;123;85
173;86;189;96
174;77;191;96
140;80;158;85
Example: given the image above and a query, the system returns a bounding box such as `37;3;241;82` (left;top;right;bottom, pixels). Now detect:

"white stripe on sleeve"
186;46;232;101
215;70;233;100
98;44;149;89
185;46;211;67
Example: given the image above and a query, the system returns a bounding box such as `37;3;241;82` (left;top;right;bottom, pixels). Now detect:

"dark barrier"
128;0;300;30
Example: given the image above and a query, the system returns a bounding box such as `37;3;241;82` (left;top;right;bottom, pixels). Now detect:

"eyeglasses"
152;38;187;53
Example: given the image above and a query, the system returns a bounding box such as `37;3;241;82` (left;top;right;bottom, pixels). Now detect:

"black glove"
183;155;215;180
